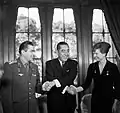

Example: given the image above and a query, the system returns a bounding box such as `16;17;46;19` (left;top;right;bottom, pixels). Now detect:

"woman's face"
93;49;106;61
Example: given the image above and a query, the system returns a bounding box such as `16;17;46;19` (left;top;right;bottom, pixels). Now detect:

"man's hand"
0;70;4;79
112;99;117;113
35;93;41;98
70;85;83;93
42;81;55;91
42;81;51;91
66;86;76;95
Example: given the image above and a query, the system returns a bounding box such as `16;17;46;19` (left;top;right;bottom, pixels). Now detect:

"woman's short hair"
93;42;111;55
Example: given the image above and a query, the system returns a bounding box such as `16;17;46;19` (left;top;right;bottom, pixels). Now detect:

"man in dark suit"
1;41;41;113
42;41;78;113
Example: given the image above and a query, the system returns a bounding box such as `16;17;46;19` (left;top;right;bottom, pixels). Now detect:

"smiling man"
42;41;78;113
1;41;41;113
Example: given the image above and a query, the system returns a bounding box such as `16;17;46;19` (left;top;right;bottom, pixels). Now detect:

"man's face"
22;45;34;62
57;44;69;62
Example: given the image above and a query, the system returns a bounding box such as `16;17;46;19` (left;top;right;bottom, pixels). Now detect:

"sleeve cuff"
62;86;68;94
53;79;61;87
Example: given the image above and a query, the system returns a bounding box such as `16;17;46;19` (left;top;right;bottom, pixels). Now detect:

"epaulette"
8;59;17;64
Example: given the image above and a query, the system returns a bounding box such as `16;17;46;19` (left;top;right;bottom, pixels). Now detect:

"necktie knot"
24;63;29;72
62;61;65;67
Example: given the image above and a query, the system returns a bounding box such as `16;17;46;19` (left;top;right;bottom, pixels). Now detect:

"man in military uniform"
1;41;41;113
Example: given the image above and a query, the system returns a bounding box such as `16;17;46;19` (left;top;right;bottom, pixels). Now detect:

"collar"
58;59;66;66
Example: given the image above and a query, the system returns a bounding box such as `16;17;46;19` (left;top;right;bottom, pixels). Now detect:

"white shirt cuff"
53;79;61;87
62;86;68;94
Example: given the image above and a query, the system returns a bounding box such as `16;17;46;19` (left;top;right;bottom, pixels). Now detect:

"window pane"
92;33;103;45
52;8;63;32
92;9;118;64
29;33;41;58
52;33;64;58
64;9;76;32
16;7;42;80
16;7;28;32
15;33;28;58
33;59;42;81
65;33;77;59
29;8;41;32
92;9;103;32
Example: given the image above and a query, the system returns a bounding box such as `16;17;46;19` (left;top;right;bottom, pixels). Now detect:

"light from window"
92;9;118;64
15;7;42;81
52;8;77;60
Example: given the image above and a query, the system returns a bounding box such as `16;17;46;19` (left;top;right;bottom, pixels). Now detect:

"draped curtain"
100;0;120;56
73;5;93;92
2;4;18;63
73;5;93;113
38;6;54;74
0;4;3;65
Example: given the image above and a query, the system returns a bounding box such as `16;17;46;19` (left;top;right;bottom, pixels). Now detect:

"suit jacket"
1;57;41;113
44;58;78;113
81;60;120;113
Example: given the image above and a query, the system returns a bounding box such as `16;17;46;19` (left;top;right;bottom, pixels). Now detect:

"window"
92;9;118;64
52;8;77;60
15;7;42;81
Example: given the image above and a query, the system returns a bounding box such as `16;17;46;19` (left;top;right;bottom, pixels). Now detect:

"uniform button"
29;97;31;99
29;92;31;95
29;82;31;85
29;87;32;90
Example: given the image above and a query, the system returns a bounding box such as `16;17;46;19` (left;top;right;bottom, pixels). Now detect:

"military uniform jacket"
1;57;41;113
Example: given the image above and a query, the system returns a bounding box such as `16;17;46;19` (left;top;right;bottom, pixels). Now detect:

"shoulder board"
8;60;17;64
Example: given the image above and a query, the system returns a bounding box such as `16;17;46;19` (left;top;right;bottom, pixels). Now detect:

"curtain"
2;4;18;63
38;6;54;113
73;5;93;113
0;4;3;65
100;0;120;56
38;6;54;68
73;5;93;91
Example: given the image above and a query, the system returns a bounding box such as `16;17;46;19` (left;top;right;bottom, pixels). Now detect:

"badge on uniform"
18;73;24;76
66;70;69;72
32;73;36;76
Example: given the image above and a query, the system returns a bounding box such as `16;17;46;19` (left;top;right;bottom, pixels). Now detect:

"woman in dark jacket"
71;42;120;113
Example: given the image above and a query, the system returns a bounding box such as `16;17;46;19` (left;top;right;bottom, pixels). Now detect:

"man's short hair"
19;41;33;54
57;42;69;50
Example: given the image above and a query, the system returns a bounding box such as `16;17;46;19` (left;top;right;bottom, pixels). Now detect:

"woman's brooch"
106;71;109;76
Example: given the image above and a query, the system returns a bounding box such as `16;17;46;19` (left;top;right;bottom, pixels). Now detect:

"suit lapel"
54;59;63;72
98;60;108;75
101;61;109;75
54;59;69;76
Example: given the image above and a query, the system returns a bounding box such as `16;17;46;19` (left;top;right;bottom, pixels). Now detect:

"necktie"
62;61;65;67
24;63;29;72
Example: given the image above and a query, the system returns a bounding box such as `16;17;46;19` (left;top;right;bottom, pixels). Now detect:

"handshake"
42;79;61;91
42;80;83;95
66;85;84;95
